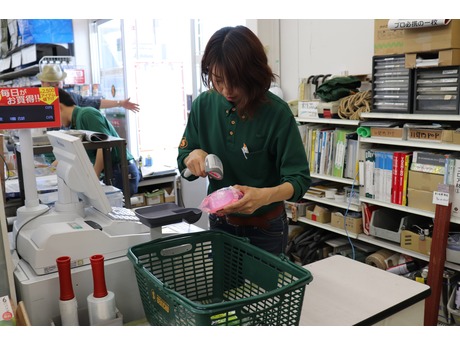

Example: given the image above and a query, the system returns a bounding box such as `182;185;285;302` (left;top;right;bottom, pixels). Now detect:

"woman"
177;26;311;255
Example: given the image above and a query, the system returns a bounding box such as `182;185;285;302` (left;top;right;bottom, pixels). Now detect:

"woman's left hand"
217;185;270;215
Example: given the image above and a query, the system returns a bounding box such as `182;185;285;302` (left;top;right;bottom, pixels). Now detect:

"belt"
225;203;285;229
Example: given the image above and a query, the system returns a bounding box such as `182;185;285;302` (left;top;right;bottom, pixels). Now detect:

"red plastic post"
90;254;108;298
56;256;75;301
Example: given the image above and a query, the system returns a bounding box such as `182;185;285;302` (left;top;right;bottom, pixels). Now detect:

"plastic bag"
199;187;243;214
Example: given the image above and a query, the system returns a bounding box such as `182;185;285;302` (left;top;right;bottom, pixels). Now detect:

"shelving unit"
290;114;460;273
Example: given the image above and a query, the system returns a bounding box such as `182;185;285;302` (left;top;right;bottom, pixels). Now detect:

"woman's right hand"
184;149;208;177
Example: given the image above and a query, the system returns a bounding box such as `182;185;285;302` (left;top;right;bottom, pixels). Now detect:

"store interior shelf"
361;112;460;121
287;211;360;239
303;193;361;212
0;64;39;81
310;173;357;186
289;211;460;271
360;196;460;225
360;137;460;151
296;117;361;126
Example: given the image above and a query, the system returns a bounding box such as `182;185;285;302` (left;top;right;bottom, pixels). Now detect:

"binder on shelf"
332;128;353;178
364;149;375;199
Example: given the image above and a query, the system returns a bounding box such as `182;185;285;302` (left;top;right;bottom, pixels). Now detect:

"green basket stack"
127;230;313;326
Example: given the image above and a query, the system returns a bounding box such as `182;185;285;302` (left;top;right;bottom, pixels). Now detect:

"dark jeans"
112;159;140;196
208;210;289;256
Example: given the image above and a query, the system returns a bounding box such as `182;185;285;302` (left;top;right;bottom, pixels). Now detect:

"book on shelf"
364;149;375;199
391;152;401;204
451;158;460;217
410;162;445;175
332;128;352;178
343;132;358;180
383;151;393;203
398;152;413;206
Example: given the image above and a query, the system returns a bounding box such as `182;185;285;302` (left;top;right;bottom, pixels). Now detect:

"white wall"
278;19;374;101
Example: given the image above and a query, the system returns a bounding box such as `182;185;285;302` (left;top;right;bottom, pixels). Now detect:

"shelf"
310;173;357;185
360;196;460;225
361;112;460;122
296;117;360;126
303;193;361;212
360;137;460;151
0;64;39;81
289;212;460;271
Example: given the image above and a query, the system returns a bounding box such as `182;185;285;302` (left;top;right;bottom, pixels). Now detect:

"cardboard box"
285;201;309;221
408;170;444;192
407;128;443;142
441;130;460;145
330;212;363;234
306;204;331;224
404;20;460;53
405;49;460;68
370;127;406;140
298;101;320;118
374;19;405;56
144;189;165;205
400;229;432;255
407;188;435;212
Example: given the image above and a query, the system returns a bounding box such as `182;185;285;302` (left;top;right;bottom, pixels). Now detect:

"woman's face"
211;67;241;104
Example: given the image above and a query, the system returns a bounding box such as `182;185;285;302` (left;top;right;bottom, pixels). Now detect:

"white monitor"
47;131;112;214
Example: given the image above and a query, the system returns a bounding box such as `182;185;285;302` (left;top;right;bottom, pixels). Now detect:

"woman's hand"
184;149;208;177
217;185;270;215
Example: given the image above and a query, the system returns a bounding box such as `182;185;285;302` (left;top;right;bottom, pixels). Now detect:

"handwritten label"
433;191;449;206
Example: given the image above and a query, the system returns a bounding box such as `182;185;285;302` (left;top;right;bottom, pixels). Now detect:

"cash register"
5;90;201;324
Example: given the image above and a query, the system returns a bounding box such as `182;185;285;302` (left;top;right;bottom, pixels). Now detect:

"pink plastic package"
199;187;243;214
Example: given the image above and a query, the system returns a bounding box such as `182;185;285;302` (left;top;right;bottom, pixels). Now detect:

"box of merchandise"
405;49;460;68
306;204;331;224
285;201;310;221
407;188;435;212
330;212;363;234
370;127;406;140
400;229;432;255
374;19;405;56
404;20;460;53
131;193;146;207
407;128;443;142
408;170;444;192
441;130;460;145
144;189;165;206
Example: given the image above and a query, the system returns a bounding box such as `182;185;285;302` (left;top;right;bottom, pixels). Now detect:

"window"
90;19;246;168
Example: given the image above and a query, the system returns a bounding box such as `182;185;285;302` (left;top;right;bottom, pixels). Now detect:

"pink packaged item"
200;187;243;214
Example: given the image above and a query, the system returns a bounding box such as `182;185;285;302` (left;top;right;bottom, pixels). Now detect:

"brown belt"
225;203;285;229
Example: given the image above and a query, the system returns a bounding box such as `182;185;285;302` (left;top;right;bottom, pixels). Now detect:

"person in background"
57;88;140;196
37;64;140;112
177;26;311;255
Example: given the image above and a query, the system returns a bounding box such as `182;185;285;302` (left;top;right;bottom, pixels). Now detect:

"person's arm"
100;98;140;112
93;148;105;177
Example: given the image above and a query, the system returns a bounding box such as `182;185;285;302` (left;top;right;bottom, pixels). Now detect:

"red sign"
0;87;61;129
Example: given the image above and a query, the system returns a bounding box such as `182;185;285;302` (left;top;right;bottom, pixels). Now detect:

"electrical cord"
342;169;360;261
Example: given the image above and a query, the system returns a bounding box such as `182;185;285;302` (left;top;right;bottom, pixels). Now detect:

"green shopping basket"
127;230;313;326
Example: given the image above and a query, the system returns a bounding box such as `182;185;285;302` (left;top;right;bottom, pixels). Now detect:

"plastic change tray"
134;203;202;228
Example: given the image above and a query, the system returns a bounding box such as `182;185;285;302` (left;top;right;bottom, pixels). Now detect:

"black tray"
134;203;202;228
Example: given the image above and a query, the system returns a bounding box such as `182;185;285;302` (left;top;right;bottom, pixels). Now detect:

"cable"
342;168;360;261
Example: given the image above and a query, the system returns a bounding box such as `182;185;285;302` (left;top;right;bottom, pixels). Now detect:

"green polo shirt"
177;90;311;216
70;106;134;165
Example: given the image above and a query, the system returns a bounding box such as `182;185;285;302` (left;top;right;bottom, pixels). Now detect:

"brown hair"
201;26;275;118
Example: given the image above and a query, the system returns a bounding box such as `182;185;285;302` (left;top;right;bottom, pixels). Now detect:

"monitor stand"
14;129;49;230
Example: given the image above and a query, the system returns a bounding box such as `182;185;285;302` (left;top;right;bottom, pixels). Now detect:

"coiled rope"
338;90;372;120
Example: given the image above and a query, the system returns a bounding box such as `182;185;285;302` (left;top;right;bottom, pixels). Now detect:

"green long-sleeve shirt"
177;90;311;216
70;106;134;165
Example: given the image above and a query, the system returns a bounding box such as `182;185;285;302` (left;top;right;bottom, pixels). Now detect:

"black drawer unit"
372;54;414;113
413;66;460;115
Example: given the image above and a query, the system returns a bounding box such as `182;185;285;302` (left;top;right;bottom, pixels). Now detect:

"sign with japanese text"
0;87;61;129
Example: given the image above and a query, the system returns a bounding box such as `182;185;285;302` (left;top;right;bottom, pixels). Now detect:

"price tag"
433;191;449;206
